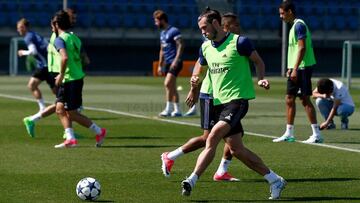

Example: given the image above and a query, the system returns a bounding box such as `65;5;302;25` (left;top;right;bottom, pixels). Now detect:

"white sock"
89;123;102;134
165;101;172;112
65;128;75;140
173;102;181;112
37;98;46;110
167;147;184;160
215;158;231;176
188;172;198;186
264;170;279;184
284;124;294;136
29;111;42;122
311;124;321;136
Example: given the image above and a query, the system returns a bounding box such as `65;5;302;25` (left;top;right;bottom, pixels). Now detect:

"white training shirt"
330;79;355;107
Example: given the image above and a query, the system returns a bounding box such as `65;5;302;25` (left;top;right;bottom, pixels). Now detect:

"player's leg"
273;94;296;142
181;121;230;195
54;100;77;148
161;130;208;177
224;133;286;200
164;73;181;116
27;76;45;111
68;79;106;147
23;104;56;137
161;97;211;177
336;103;355;129
299;69;322;143
213;143;239;181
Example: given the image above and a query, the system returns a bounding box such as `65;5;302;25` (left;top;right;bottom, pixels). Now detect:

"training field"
0;76;360;202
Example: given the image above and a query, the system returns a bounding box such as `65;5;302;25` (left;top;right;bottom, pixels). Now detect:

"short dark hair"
317;78;334;94
198;7;221;25
54;10;71;30
221;12;237;26
279;1;296;16
153;10;168;23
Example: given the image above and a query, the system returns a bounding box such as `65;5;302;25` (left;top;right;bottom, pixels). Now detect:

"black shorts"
32;68;56;89
200;96;216;130
214;99;249;137
163;61;183;76
287;67;313;97
56;78;83;111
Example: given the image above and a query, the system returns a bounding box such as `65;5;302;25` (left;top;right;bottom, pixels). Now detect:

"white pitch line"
1;93;359;153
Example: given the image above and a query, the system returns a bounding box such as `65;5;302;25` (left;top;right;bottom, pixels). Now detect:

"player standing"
273;1;323;143
181;8;286;200
153;10;184;117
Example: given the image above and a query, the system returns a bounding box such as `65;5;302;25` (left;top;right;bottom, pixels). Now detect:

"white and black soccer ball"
76;177;101;201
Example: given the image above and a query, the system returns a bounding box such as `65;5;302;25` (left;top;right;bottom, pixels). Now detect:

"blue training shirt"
160;25;182;64
54;37;66;51
24;31;48;69
294;22;307;40
198;33;255;66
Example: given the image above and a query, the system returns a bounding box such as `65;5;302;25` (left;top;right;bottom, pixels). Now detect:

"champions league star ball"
76;177;101;201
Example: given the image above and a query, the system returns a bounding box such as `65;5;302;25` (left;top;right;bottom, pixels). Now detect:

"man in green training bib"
181;8;286;200
52;10;106;148
273;1;323;144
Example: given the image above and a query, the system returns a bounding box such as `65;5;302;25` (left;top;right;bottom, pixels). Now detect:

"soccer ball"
76;177;101;201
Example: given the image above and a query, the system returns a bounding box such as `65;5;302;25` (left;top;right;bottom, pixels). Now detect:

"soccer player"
52;10;106;148
312;78;355;130
153;10;184;117
161;13;243;181
181;8;286;200
17;18;54;112
23;9;84;138
273;1;323;143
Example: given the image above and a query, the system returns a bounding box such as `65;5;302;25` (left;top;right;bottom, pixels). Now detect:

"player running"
17;18;54;112
161;13;242;182
181;8;286;200
51;10;106;148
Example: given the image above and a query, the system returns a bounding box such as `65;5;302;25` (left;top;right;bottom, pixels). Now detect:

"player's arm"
312;87;327;99
157;45;164;75
320;99;341;129
248;50;269;89
239;36;269;89
54;37;68;86
290;23;307;81
185;59;205;107
18;43;38;57
172;38;184;69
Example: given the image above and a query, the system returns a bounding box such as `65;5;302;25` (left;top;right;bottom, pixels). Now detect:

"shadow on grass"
189;197;360;202
195;177;360;183
100;145;179;148
348;128;360;131
327;141;360;144
105;136;164;140
89;117;119;121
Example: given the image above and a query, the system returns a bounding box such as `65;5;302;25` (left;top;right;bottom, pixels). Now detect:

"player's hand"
17;50;25;57
290;69;297;82
185;87;200;107
190;75;200;88
319;122;328;130
257;79;270;90
286;69;291;77
55;74;64;86
157;66;162;76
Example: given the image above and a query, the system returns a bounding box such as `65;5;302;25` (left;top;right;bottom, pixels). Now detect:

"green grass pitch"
0;76;359;202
